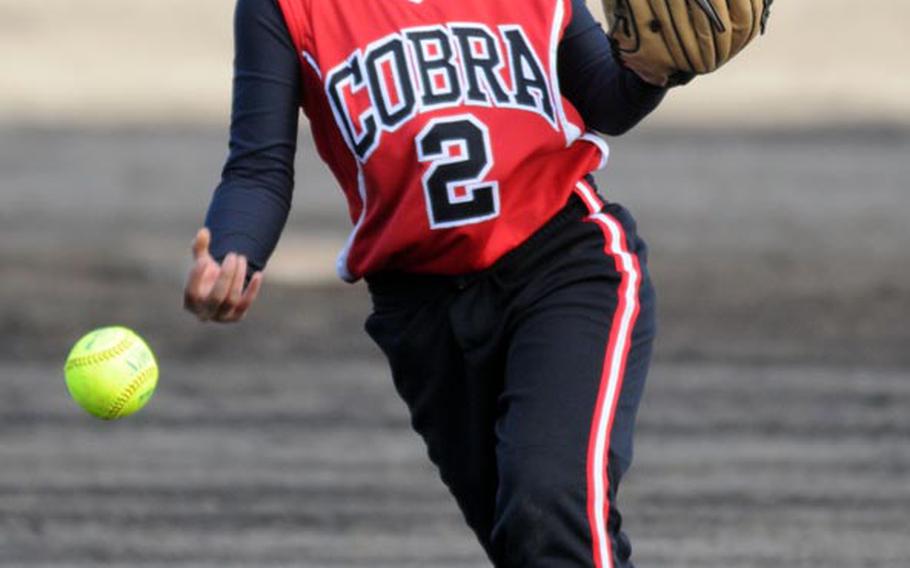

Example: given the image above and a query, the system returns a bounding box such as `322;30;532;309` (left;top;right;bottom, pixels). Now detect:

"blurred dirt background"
1;1;909;566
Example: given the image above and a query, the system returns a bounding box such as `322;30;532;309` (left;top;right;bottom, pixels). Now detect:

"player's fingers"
187;254;218;289
232;271;264;321
200;254;238;320
230;255;248;304
183;256;220;311
184;258;207;293
191;228;212;261
217;270;263;323
624;56;669;86
198;259;222;293
214;256;248;322
184;229;220;317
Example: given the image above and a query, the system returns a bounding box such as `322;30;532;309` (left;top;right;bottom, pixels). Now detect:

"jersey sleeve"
557;0;667;136
205;0;302;272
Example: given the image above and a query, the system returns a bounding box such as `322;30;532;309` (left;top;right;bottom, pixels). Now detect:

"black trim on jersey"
364;36;418;131
405;28;463;109
326;54;379;159
501;26;556;125
450;25;511;106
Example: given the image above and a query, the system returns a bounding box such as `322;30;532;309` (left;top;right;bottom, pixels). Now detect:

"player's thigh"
498;276;627;479
498;268;654;464
491;252;655;564
364;288;500;544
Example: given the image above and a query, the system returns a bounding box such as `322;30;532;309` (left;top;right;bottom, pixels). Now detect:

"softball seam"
65;335;135;371
105;365;157;420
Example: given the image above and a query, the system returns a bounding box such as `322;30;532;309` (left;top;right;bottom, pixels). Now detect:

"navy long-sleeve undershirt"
206;0;667;272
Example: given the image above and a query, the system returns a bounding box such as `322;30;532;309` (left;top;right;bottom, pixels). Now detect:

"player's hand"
183;228;264;323
624;59;670;88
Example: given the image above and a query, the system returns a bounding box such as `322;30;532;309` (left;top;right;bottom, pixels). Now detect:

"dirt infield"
1;124;909;566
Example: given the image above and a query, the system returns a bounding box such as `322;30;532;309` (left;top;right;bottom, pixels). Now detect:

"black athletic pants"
365;187;656;567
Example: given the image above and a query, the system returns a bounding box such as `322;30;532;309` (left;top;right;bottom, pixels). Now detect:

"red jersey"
276;0;608;281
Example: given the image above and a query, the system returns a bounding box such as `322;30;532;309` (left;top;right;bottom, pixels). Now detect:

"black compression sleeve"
558;0;667;136
204;0;300;272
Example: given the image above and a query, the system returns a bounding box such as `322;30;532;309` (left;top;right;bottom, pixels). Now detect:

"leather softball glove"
603;0;774;86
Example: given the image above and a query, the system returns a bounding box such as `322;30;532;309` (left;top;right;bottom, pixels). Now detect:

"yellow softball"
63;327;159;420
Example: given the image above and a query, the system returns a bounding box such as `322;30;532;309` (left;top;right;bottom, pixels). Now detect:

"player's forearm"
559;0;667;136
578;67;667;136
205;178;291;272
205;0;301;271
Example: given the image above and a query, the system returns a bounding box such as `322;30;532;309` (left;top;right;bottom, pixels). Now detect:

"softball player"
184;0;666;565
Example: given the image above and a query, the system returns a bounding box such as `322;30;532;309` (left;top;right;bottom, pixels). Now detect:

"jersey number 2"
416;115;500;229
